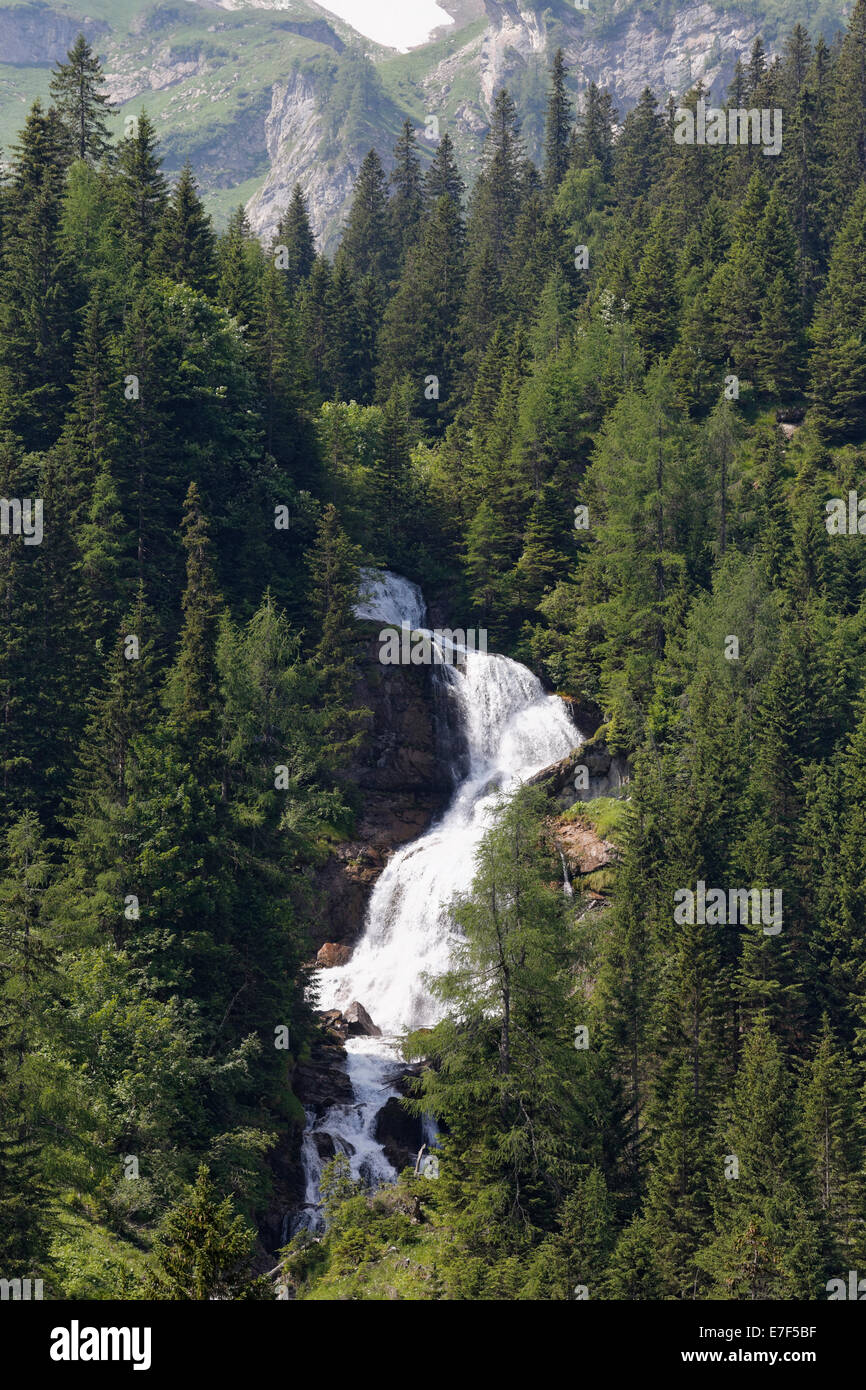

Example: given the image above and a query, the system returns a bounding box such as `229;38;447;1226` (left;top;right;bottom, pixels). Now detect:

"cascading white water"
295;570;580;1229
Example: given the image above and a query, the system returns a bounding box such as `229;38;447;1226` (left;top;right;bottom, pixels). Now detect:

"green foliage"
3;12;866;1304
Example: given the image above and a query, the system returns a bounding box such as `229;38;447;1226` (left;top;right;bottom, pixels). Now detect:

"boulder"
293;1041;353;1115
316;942;351;968
373;1096;425;1174
312;1131;337;1161
344;1001;382;1038
555;818;618;876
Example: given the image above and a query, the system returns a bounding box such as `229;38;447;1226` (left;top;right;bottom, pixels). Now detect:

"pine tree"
543;49;573;195
151;163;217;295
388;119;424;264
146;1166;271;1299
274;183;316;295
49;34;112;165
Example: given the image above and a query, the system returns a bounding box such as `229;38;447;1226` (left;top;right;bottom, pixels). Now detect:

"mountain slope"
0;0;851;248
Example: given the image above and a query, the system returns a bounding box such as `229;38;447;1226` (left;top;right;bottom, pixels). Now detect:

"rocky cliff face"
246;69;359;251
246;0;768;246
0;0;821;247
308;624;454;958
0;4;107;64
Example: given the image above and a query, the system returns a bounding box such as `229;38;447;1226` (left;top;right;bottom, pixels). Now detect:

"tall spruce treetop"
423;132;464;210
217;206;260;326
164;482;224;760
151;163;217;295
275;183;316;294
468;88;524;269
388;119;424;262
831;0;866;210
543;49;573;195
573;82;617;179
114;110;168;267
809;182;866;440
728;58;748;107
783;22;812;100
49;34;112;165
747;36;767;98
338;148;393;285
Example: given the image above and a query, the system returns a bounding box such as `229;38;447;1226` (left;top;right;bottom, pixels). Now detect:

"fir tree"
151;163;217;295
49;34;112;165
146;1165;271;1299
274;183;316;294
543;49;573;195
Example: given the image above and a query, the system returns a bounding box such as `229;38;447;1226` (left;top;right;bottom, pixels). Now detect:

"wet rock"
555;819;618;877
294;1041;353;1116
312;1132;336;1161
307;635;453;954
344;1001;381;1038
374;1096;425;1175
316;942;351;968
527;741;631;810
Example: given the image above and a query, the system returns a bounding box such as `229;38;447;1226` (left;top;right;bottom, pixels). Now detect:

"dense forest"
2;2;866;1302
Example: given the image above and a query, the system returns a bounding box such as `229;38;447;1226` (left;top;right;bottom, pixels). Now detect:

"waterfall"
295;570;580;1231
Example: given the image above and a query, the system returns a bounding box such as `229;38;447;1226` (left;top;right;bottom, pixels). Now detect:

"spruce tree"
809;185;866;440
49;34;112;165
146;1166;270;1299
151;163;217;295
274;183;316;294
423;132;464;211
114;110;168;268
543;49;573;195
338;148;393;286
388;119;424;264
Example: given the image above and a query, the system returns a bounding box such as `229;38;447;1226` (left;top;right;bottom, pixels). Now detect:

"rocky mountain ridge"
0;0;849;248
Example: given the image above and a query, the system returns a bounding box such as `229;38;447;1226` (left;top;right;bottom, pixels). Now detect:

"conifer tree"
113;111;168;267
423;132;464;210
338;148;393;286
696;1018;820;1299
49;34;112;165
0;813;54;1277
146;1166;270;1299
151;163;217;294
217;206;260;326
830;0;866;211
0;103;80;450
543;49;573;195
809;185;866;440
388;119;424;264
274;183;316;296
